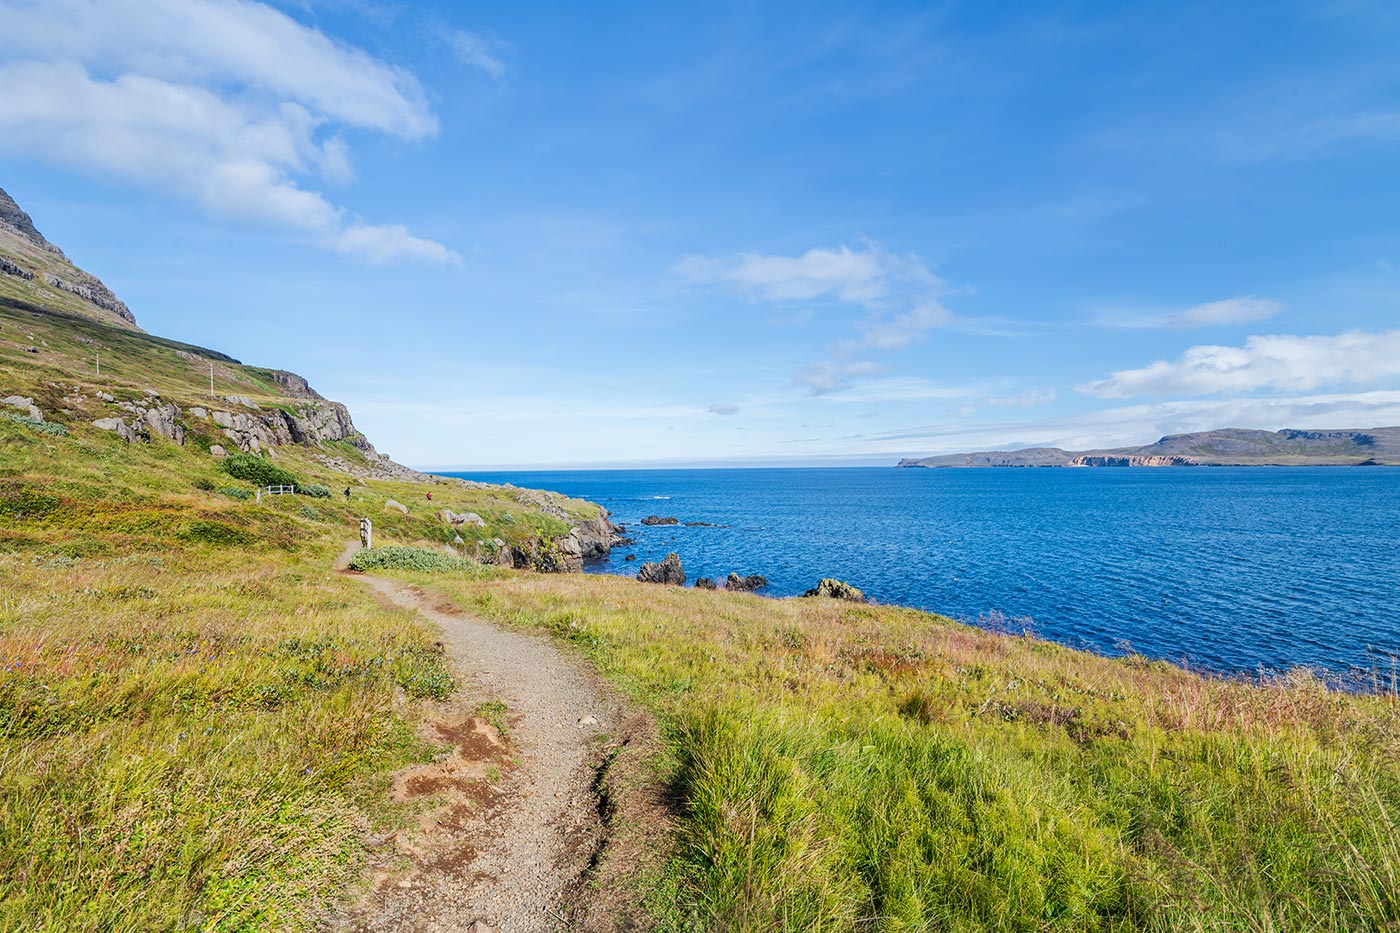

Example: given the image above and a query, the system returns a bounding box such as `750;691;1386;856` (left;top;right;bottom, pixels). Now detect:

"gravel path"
330;545;626;932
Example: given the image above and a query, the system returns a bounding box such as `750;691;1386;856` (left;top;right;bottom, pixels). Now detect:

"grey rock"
96;391;115;402
637;552;685;586
140;403;184;444
384;499;409;515
641;515;680;525
92;417;138;443
209;444;228;458
726;572;769;592
694;577;716;590
188;406;208;419
442;509;486;527
2;395;41;420
802;578;866;602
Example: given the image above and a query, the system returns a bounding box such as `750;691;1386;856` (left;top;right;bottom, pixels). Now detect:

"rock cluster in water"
637;552;685;585
803;578;866;602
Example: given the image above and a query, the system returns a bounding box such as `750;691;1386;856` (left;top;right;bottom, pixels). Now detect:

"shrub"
220;452;299;488
347;546;478;574
0;483;61;521
217;487;253;501
297;505;321;521
299;484;332;499
2;413;67;436
177;520;251;546
187;432;214;452
193;477;216;491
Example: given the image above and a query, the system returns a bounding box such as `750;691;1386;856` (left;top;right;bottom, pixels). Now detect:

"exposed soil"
325;543;657;932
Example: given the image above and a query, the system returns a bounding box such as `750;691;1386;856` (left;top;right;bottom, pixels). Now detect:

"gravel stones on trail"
330;571;626;933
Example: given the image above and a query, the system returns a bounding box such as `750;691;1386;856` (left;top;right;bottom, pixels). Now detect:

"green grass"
386;571;1400;932
0;302;605;931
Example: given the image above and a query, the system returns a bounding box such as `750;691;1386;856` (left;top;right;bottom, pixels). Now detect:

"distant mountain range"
897;427;1400;468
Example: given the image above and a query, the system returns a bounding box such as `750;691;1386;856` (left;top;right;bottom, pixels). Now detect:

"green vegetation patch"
1;413;67;436
0;482;62;522
347;545;479;574
221;452;299;488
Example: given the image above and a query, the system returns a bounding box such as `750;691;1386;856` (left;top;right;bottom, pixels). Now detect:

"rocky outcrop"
92;417;139;443
695;577;717;590
41;272;135;326
2;395;42;420
443;509;486;527
641;515;679;526
725;572;769;592
637;553;685;585
803;578;866;602
260;369;324;400
0;256;34;280
384;499;408;514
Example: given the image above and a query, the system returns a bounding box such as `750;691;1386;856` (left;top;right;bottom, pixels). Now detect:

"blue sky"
3;0;1400;468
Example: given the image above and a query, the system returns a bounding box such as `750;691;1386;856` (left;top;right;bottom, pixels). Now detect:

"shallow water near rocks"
446;467;1400;679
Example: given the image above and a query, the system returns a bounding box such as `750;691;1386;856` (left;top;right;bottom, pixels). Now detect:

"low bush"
299;484;332;499
347;545;478;574
220;452;299;488
297;505;321;521
217;487;253;501
3;413;68;436
192;477;216;491
177;519;252;546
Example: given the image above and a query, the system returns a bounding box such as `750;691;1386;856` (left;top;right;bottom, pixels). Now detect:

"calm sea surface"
442;467;1400;677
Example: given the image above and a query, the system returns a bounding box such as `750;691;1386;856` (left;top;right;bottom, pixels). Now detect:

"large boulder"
2;396;42;420
641;515;679;526
725;572;769;592
384;499;408;515
442;509;486;527
92;417;138;443
694;577;717;590
637;552;685;586
802;578;866;602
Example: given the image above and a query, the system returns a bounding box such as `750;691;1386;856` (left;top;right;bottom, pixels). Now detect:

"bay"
443;467;1400;679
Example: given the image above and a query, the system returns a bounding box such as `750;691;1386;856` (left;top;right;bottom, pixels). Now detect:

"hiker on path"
343;487;351;502
426;491;433;501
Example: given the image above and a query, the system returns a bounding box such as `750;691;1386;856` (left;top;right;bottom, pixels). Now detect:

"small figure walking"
426;491;433;501
343;487;351;503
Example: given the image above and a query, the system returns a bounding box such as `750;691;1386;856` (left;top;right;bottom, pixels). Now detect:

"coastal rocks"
209;444;227;458
442;509;486;527
384;499;409;515
637;553;685;585
515;489;570;521
572;511;627;559
641;515;679;526
2;396;42;420
803;578;866;602
624;554;635;561
694;577;716;590
725;572;769;592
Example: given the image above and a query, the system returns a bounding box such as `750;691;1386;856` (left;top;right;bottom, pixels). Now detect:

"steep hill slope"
898;425;1400;467
0;186;137;328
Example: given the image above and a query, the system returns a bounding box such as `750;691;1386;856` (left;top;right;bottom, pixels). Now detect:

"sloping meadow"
390;570;1400;932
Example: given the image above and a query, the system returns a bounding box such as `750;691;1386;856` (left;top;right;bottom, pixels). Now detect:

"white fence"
255;484;296;503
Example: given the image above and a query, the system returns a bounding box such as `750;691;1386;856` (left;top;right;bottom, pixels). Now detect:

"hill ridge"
898;425;1400;467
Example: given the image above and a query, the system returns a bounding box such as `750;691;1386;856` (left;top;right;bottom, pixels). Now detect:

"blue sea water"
442;467;1400;678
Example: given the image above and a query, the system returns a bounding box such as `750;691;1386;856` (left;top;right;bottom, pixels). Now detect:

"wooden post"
359;518;372;549
95;352;100;376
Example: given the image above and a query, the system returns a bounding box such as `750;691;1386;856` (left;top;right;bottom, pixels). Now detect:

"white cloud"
986;388;1056;408
841;301;954;351
334;223;461;265
675;242;909;303
1094;295;1283;329
443;29;509;80
0;0;457;264
1173;295;1282;327
707;402;739;415
1078;330;1400;399
679;239;955;392
794;360;886;396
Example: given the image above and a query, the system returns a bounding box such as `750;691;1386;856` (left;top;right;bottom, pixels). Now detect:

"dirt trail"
330;543;627;932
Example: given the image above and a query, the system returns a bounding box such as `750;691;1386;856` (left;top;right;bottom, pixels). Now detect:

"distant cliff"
0;186;138;328
898;427;1400;468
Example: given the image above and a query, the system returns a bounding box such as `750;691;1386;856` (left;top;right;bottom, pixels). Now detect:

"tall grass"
395;570;1400;932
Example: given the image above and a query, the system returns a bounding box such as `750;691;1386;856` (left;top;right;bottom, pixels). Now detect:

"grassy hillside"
0;303;602;931
381;569;1400;932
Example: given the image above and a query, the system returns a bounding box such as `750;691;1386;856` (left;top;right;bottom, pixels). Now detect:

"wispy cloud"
1078;329;1400;398
707;402;739;415
1094;295;1283;329
0;0;458;264
678;238;955;390
442;28;509;80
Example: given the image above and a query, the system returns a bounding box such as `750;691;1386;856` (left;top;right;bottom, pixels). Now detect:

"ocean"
441;467;1400;679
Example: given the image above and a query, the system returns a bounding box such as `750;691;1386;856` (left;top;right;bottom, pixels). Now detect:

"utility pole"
95;352;100;376
209;362;214;399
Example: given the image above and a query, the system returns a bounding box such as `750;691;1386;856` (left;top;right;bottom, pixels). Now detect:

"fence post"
359;518;372;549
